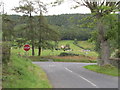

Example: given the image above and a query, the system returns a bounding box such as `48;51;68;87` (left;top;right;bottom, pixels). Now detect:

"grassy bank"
2;54;52;88
84;65;120;76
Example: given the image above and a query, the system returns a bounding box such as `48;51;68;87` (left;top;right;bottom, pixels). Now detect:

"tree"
35;15;60;56
34;0;60;56
13;0;60;56
72;0;120;66
13;0;36;56
2;14;14;64
104;14;119;58
13;23;28;48
54;0;120;65
2;14;15;41
34;0;47;56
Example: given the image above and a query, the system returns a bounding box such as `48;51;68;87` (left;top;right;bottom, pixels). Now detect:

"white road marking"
64;67;98;88
48;65;56;67
65;67;73;72
78;75;98;88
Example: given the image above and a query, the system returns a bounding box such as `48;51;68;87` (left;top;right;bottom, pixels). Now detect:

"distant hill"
8;14;94;40
46;14;91;27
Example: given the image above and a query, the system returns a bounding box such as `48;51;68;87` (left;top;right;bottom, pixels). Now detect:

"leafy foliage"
9;14;93;41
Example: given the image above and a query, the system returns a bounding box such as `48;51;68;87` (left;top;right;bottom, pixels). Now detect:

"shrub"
59;52;79;56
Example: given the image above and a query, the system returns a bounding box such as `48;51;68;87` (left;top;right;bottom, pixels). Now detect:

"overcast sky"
1;0;91;15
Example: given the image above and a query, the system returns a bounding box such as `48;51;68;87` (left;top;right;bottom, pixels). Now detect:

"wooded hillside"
9;14;94;40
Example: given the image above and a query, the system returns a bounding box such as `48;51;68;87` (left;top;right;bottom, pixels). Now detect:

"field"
12;40;98;62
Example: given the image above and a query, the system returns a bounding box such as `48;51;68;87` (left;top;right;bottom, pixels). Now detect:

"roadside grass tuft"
2;54;52;88
84;64;120;76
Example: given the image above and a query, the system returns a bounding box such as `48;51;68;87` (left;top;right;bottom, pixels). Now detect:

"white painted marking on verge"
64;67;98;88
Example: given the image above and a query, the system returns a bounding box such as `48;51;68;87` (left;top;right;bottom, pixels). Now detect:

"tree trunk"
38;39;42;56
29;12;35;56
32;43;34;56
97;19;110;66
38;45;42;56
2;41;11;64
98;39;110;66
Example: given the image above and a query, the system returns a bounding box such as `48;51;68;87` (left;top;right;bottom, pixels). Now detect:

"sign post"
24;44;30;56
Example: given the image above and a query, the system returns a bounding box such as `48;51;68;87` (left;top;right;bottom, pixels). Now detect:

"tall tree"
72;0;120;66
54;0;120;65
2;14;14;64
34;0;47;56
13;0;36;56
35;0;60;56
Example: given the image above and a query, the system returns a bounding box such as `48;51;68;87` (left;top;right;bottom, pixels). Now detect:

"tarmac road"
33;62;118;88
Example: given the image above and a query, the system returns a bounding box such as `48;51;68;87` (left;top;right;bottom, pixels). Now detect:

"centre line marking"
65;67;73;72
64;67;98;88
78;75;98;88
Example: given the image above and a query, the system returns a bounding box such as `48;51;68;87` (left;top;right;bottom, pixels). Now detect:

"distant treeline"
9;14;94;40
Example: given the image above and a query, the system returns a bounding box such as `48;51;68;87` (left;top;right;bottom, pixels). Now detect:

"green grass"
43;40;98;57
84;65;120;76
11;40;98;64
52;59;97;63
2;54;52;88
11;40;98;57
77;41;95;50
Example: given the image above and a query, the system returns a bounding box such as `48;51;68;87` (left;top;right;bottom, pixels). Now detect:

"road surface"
33;62;118;88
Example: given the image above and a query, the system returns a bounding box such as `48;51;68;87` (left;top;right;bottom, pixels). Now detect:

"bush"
2;42;11;64
59;52;79;56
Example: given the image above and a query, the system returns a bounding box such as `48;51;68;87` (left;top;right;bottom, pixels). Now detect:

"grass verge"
29;56;97;63
52;59;97;63
2;54;52;88
84;65;120;76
